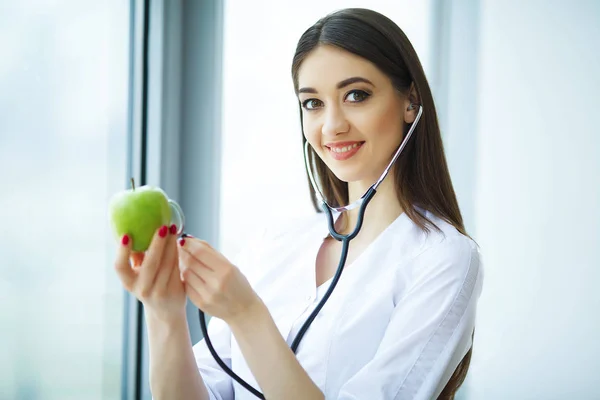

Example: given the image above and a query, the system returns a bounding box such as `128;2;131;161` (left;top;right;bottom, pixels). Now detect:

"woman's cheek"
303;121;322;148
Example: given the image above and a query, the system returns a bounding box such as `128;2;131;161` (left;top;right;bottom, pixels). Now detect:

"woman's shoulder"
415;209;477;246
405;209;481;276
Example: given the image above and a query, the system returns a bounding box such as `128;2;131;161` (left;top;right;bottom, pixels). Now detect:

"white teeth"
332;143;361;153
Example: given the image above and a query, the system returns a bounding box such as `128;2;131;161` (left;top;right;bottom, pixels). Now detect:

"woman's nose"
321;107;350;137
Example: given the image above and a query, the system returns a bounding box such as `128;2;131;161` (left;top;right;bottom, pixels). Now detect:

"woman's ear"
404;82;419;124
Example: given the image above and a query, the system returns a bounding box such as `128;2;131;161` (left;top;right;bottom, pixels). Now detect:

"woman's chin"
324;159;381;185
330;169;371;185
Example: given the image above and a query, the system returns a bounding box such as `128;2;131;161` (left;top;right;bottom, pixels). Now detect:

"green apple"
109;179;172;252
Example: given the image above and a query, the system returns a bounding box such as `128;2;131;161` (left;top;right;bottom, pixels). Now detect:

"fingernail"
169;224;177;235
121;234;130;246
178;238;186;246
159;225;168;238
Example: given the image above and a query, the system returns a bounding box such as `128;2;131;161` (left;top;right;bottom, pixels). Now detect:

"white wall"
449;1;600;398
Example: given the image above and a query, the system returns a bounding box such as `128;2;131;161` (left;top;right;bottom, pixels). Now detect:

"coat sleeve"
336;235;484;400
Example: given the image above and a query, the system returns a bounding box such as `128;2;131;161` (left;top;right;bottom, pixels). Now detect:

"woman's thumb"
115;234;136;291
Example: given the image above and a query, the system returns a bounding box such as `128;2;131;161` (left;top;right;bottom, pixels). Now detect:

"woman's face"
297;45;411;186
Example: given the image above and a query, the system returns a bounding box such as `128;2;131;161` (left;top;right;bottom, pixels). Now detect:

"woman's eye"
302;98;323;110
345;90;371;103
301;91;370;110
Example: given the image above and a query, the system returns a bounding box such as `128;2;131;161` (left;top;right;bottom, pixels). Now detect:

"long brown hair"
291;8;473;398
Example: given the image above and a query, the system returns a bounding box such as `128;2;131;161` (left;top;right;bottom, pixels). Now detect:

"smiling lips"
325;141;365;161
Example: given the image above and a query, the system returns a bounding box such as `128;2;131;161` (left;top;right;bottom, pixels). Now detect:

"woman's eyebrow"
298;76;374;94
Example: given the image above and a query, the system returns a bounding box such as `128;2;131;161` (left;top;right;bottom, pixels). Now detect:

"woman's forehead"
297;46;383;89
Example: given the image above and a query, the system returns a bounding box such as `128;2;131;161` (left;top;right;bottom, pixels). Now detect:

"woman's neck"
333;172;403;242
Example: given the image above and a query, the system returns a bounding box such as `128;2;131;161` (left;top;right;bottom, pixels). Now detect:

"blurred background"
0;0;598;399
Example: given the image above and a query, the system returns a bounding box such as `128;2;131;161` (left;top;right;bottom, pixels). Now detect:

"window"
0;1;130;398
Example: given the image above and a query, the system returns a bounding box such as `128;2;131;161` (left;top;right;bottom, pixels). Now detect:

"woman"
114;8;483;400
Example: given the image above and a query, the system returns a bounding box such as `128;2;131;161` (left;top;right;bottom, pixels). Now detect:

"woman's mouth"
326;141;365;161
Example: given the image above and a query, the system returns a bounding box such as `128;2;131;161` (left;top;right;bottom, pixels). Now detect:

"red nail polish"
170;224;177;235
159;225;168;238
121;235;130;246
179;238;185;246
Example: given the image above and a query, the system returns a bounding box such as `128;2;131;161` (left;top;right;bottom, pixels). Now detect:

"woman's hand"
113;224;187;323
177;236;262;323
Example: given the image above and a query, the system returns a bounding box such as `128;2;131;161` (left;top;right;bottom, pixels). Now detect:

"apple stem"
131;177;135;191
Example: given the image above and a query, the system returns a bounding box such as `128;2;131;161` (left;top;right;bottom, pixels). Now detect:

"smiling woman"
180;6;483;400
288;9;478;398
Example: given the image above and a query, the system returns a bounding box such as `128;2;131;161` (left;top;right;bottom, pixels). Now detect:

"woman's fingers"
154;224;179;290
179;238;223;272
181;267;207;308
178;242;215;285
138;225;170;295
114;234;136;291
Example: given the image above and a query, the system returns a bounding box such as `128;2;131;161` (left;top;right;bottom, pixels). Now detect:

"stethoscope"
193;105;423;398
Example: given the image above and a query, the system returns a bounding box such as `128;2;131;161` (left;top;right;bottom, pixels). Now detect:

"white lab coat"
192;208;484;400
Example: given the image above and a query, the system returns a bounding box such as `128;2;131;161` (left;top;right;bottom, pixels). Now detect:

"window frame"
122;0;224;399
